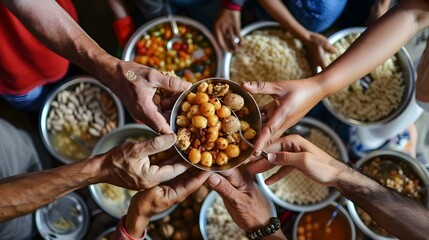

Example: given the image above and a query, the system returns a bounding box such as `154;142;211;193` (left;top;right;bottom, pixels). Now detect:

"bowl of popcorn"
40;76;125;164
170;78;261;171
347;150;429;239
89;124;178;221
323;27;415;128
123;16;222;84
256;117;349;212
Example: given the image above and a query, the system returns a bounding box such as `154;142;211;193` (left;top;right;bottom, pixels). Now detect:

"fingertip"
207;174;221;187
267;153;276;163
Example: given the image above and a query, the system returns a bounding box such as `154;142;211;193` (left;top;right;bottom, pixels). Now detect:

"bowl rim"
35;192;90;240
39;75;125;164
292;202;357;240
170;77;262;172
223;21;280;79
256;117;348;212
88;123;178;221
122;15;223;78
199;189;277;240
346;149;429;240
322;27;416;128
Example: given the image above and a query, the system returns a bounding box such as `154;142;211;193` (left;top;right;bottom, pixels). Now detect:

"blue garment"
1;85;44;111
284;0;348;32
255;0;348;33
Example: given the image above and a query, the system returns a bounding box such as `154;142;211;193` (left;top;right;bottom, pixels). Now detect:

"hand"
103;60;191;134
124;169;210;238
302;32;336;72
215;8;242;51
241;78;326;152
206;168;273;232
98;133;189;190
247;134;349;187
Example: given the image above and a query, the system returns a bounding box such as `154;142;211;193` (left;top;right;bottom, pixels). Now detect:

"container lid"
36;192;90;240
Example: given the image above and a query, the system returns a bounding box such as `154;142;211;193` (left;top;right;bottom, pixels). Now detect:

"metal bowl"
36;192;90;240
223;21;281;79
199;189;277;240
256;117;349;212
123;15;222;79
170;77;262;172
292;202;356;240
323;27;415;128
89;124;177;221
347;150;429;240
39;76;125;164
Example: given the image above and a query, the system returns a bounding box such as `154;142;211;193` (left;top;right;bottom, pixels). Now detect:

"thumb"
241;81;281;96
140;133;176;156
155;73;192;93
267;152;305;168
206;174;238;202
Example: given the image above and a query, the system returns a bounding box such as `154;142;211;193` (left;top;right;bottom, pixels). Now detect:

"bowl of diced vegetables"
123;16;222;83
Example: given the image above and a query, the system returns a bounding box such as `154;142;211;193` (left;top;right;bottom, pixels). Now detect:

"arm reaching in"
2;0;191;134
0;134;188;221
247;134;429;240
243;0;429;151
206;168;286;239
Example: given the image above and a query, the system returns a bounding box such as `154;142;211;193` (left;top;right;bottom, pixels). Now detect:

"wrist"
124;213;150;238
80;155;105;185
246;217;281;240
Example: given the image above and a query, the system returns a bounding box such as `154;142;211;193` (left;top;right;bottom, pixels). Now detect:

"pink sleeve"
113;216;147;240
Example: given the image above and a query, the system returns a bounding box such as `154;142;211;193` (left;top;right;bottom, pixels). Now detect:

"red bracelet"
222;0;242;11
115;216;147;240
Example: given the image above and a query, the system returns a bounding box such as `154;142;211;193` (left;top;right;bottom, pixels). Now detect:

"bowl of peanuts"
40;76;125;164
170;78;262;171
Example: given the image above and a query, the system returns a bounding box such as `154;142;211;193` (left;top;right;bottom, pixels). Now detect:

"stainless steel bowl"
39;76;125;164
292;202;356;240
199;189;277;240
223;21;281;79
89;124;177;221
323;27;415;128
256;117;349;212
170;77;262;172
123;15;222;78
36;192;90;240
347;150;429;240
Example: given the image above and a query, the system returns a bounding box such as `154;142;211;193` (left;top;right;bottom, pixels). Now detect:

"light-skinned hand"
98;133;189;190
241;78;326;152
215;8;242;51
247;134;349;187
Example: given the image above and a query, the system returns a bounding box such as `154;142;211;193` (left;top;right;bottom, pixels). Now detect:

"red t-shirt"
0;1;78;95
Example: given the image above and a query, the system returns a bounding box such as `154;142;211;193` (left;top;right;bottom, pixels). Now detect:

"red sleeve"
222;0;242;11
112;16;135;49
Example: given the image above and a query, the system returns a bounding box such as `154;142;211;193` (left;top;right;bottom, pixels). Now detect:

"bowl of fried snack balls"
170;78;262;172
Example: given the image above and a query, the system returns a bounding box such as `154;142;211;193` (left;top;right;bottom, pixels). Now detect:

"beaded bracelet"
246;217;281;240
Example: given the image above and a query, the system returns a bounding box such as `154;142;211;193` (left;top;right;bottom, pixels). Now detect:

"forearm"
0;156;102;221
2;0;119;87
124;213;149;238
258;0;310;41
335;168;429;240
318;0;429;95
